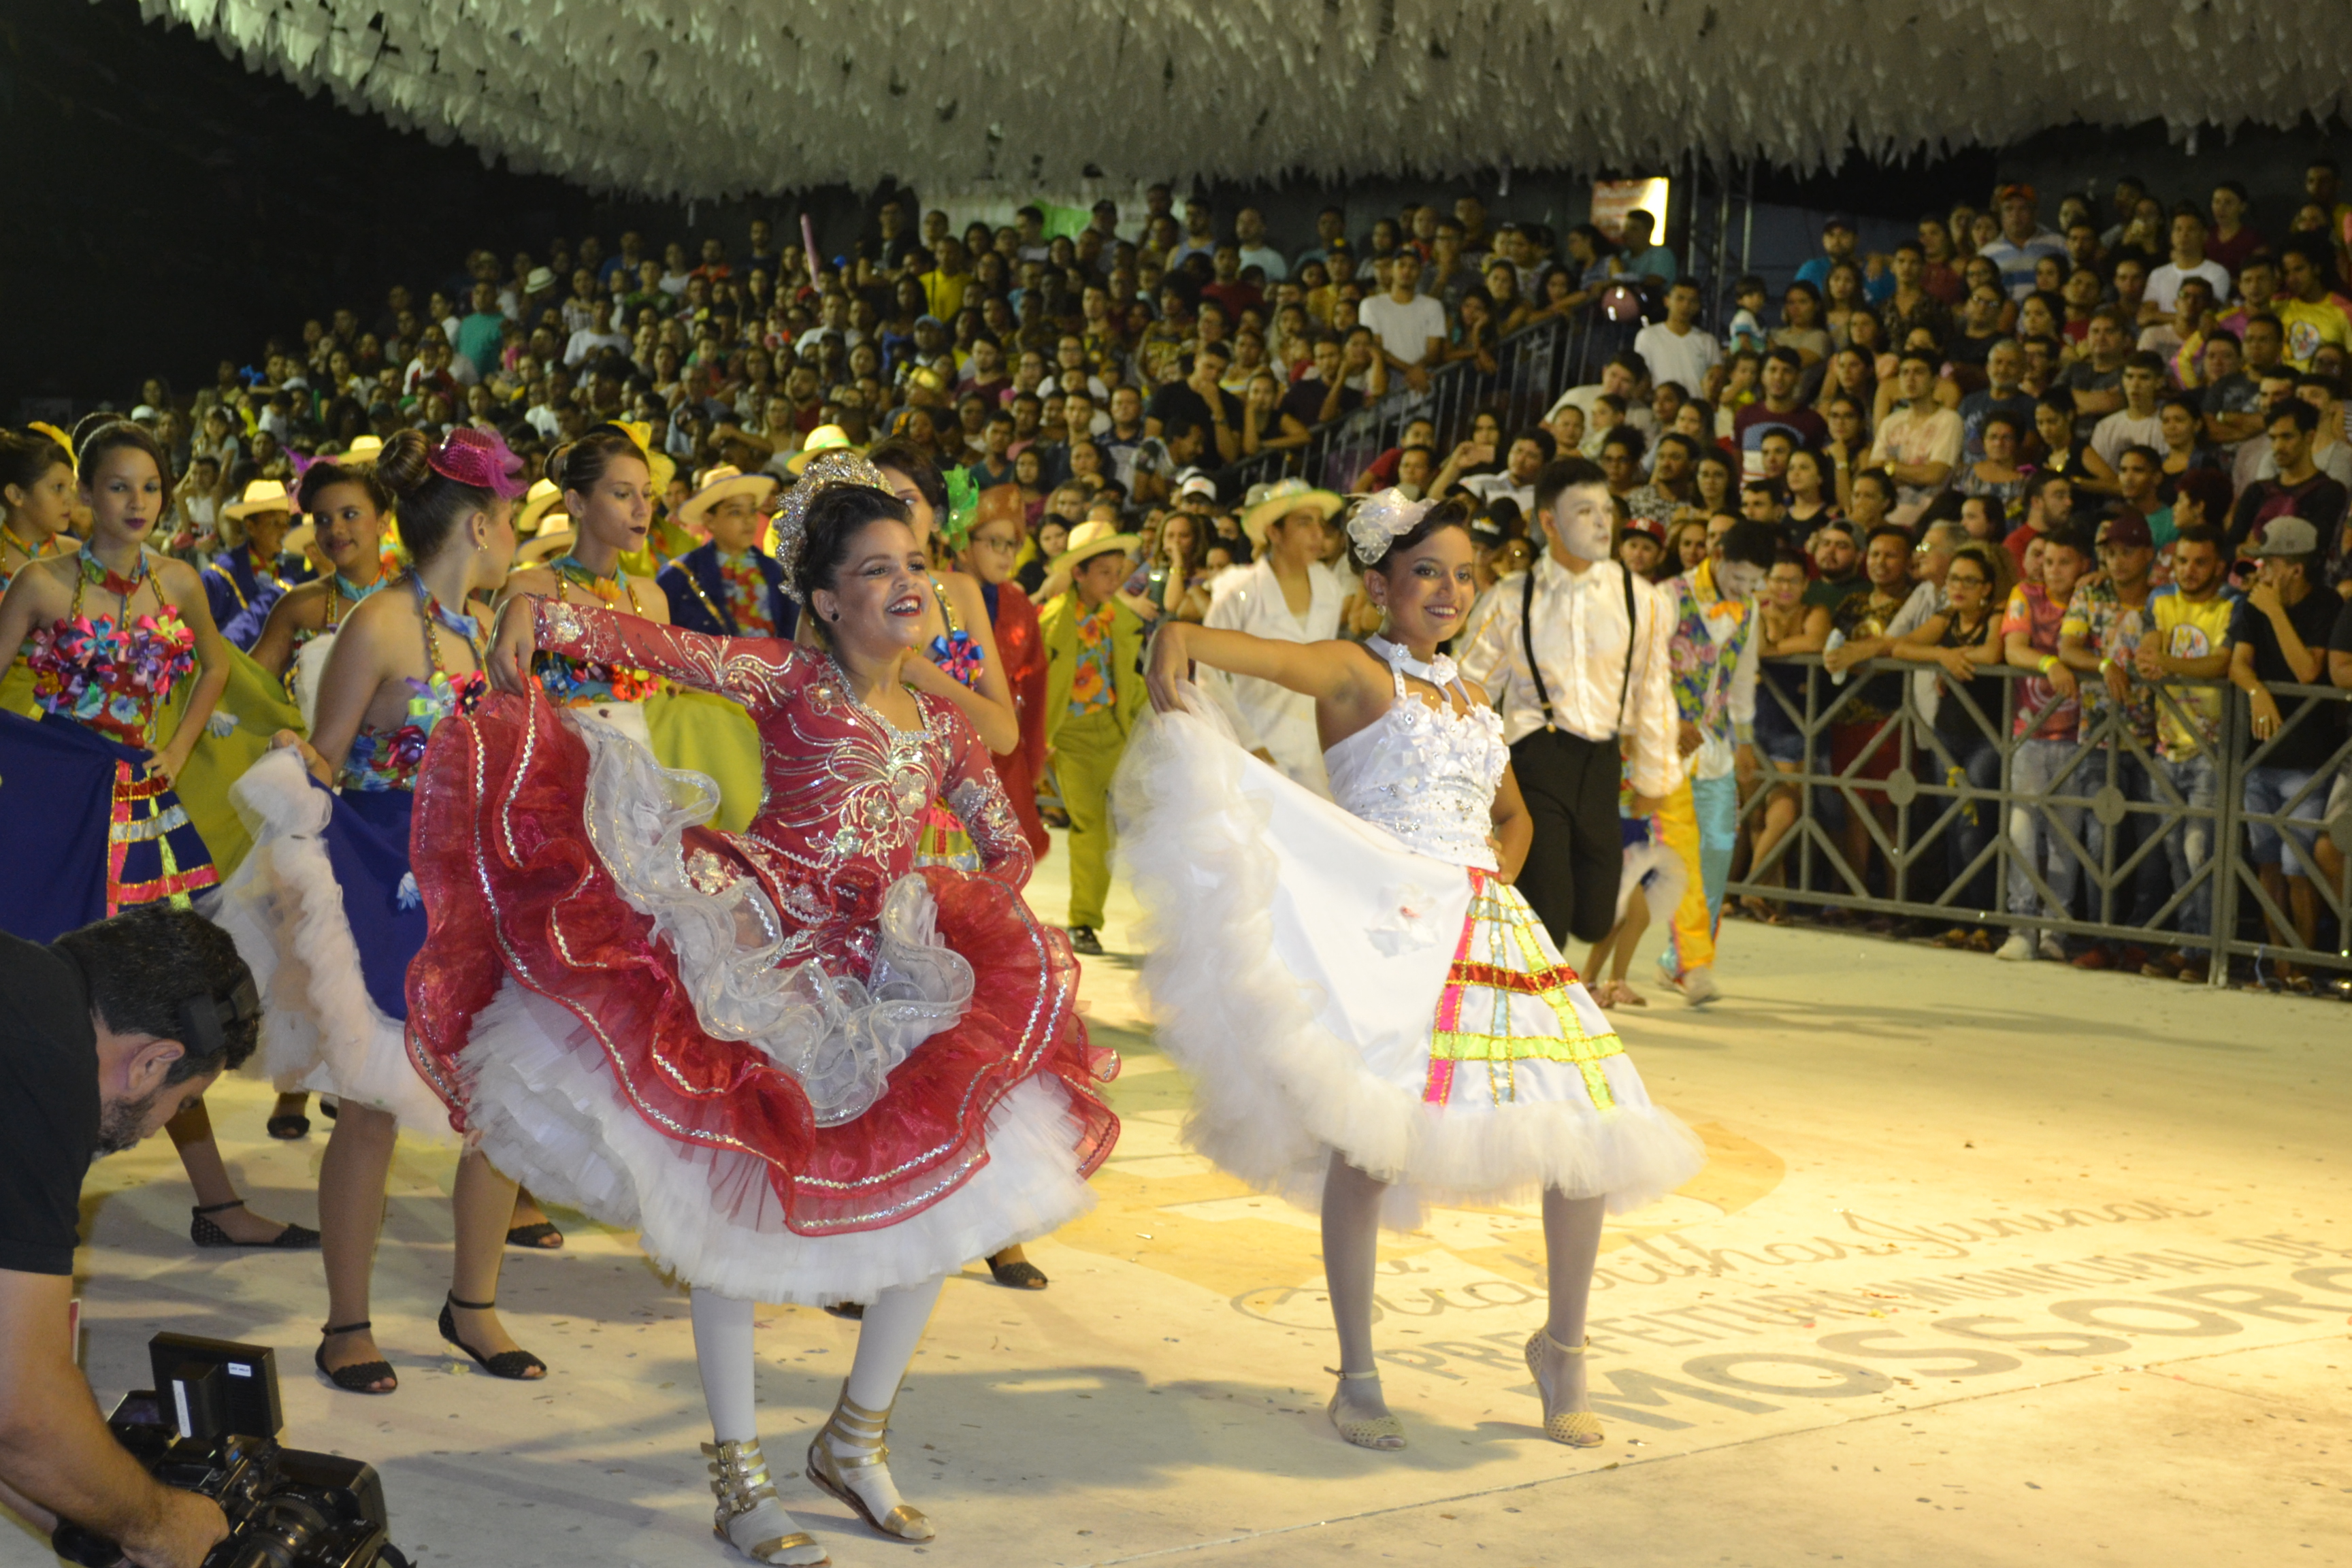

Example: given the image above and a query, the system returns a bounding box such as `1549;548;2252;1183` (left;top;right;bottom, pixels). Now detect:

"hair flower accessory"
1345;487;1435;564
771;450;890;600
427;427;529;499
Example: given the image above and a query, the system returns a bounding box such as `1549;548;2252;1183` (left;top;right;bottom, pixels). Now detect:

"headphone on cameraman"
178;975;261;1062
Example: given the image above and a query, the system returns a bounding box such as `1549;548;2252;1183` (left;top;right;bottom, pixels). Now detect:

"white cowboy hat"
1239;477;1343;545
222;478;295;521
676;464;779;530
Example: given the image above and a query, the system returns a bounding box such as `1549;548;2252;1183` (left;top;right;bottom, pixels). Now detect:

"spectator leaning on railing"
2229;517;2337;990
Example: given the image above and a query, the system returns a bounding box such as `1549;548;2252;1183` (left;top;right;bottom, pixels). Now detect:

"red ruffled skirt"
404;691;1117;1303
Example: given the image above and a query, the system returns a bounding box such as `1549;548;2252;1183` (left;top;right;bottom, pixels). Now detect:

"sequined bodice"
528;600;1032;968
27;610;197;748
342;671;486;792
1322;651;1507;872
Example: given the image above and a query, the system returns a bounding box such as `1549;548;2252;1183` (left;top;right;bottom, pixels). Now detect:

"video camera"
51;1333;405;1568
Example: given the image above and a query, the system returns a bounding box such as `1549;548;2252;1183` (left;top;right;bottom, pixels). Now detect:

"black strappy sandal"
505;1222;565;1250
437;1294;546;1379
314;1321;396;1394
190;1200;321;1250
986;1253;1049;1290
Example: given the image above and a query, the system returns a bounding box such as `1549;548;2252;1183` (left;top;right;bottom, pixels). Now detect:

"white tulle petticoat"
1113;704;1705;1230
203;748;453;1134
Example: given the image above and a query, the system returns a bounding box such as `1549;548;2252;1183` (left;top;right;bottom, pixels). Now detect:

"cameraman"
0;904;259;1568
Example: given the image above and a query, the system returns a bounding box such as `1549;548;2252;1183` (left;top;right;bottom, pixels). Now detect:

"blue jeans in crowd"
2081;747;2174;929
2155;752;2220;953
2006;738;2087;936
1934;728;2004;913
2241;764;2325;877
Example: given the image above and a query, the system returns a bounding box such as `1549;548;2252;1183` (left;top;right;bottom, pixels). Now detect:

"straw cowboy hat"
677;464;779;531
338;434;385;468
514;526;577;567
222;478;295;521
1060;519;1140;570
1032;517;1141;604
514;478;565;536
785;424;855;476
1239;477;1343;545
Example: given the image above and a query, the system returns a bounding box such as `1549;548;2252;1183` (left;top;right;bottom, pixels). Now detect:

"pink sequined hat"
428;427;529;500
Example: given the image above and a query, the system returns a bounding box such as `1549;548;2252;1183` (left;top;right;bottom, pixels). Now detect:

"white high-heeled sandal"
1522;1329;1605;1447
1325;1366;1406;1451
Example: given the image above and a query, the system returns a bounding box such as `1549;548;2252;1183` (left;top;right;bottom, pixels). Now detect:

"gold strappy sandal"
1523;1329;1605;1447
805;1383;935;1543
702;1437;828;1565
1325;1366;1407;1451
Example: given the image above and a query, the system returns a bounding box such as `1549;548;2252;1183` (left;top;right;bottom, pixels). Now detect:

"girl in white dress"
1120;491;1703;1452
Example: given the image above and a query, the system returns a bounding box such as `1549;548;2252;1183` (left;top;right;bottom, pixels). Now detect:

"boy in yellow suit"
1040;521;1147;954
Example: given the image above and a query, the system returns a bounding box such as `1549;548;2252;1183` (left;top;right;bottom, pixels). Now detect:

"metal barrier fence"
1211;305;1624;500
1728;656;2352;985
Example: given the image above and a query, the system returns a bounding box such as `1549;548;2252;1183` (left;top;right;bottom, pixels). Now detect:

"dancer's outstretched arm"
1145;621;1389;727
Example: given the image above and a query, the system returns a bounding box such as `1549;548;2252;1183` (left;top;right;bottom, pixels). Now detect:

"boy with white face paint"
1459;457;1680;957
1646;520;1774;1004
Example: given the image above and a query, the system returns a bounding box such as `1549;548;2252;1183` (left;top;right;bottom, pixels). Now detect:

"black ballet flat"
314;1320;396;1394
266;1113;311;1140
190;1200;321;1250
320;1098;340;1121
987;1256;1049;1290
823;1302;865;1321
438;1294;546;1380
505;1221;565;1250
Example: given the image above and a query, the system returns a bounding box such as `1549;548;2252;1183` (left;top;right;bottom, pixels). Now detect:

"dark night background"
4;0;2342;421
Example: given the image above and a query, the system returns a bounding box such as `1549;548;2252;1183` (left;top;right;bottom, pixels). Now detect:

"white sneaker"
2037;932;2068;962
1994;934;2034;962
1676;967;1720;1006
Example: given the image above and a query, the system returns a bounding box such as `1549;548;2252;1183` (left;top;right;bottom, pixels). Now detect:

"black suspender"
1519;562;1641;736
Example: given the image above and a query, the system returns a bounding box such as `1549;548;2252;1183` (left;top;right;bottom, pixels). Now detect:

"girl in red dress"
406;453;1116;1565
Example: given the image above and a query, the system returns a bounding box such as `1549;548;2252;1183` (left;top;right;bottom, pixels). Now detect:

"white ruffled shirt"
1457;554;1682;800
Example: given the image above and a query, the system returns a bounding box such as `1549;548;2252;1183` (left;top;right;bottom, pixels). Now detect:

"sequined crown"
772;451;891;601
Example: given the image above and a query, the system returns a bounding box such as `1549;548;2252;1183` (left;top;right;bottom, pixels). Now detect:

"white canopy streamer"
131;0;2352;201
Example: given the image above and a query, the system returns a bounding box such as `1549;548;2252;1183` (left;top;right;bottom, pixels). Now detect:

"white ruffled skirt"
205;747;453;1135
1113;705;1705;1229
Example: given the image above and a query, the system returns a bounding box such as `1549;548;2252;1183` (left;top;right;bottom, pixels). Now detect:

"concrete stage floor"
15;845;2351;1568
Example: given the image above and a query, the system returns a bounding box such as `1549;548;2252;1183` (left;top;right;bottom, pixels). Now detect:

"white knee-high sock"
845;1275;944;1409
692;1288;759;1443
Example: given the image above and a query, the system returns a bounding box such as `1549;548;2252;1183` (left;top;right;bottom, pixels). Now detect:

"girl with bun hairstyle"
209;427;549;1393
409;451;1115;1565
0;420;316;1251
1122;491;1701;1455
